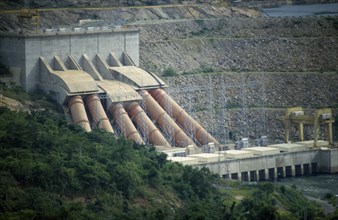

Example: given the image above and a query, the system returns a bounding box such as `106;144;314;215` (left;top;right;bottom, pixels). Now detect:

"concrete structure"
168;156;199;166
296;140;329;148
161;148;187;157
188;153;225;163
318;148;338;173
166;141;337;180
268;143;307;153
0;29;139;92
182;145;338;181
1;26;336;178
244;147;280;156
0;28;219;149
223;150;254;159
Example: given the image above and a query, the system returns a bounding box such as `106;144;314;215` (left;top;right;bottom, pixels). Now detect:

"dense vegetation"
0;62;10;76
0;86;337;219
0;106;221;219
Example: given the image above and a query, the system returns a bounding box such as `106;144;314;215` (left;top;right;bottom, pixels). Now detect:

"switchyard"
0;23;337;180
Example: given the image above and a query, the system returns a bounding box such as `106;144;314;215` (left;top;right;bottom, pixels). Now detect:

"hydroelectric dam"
0;26;337;180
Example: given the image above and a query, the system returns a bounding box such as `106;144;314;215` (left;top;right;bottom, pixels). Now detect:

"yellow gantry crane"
17;9;39;33
278;107;334;147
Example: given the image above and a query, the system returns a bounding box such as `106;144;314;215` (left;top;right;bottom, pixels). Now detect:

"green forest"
0;86;337;220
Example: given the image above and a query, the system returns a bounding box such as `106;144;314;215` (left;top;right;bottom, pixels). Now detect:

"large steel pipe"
141;90;195;147
150;89;219;146
109;103;144;145
85;94;114;133
68;96;91;132
126;102;171;147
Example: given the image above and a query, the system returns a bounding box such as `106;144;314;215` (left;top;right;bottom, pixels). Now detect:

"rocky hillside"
132;7;337;144
138;16;337;73
0;4;259;32
164;72;338;142
0;0;333;10
1;4;336;74
233;0;337;8
0;0;213;10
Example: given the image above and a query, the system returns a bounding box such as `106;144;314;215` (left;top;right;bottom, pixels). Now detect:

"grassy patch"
163;66;178;77
0;82;63;112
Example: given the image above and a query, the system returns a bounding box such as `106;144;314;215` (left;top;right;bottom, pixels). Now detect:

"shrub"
163;67;178;77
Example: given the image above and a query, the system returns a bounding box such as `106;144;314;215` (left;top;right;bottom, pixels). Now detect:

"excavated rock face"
0;0;235;10
0;0;332;9
138;17;337;74
0;4;260;32
233;0;337;8
0;0;166;9
164;72;338;142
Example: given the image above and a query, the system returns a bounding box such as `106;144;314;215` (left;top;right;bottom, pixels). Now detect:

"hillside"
0;4;259;32
138;16;337;73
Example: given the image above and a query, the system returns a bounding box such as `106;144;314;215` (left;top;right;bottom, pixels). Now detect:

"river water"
276;174;338;199
263;3;338;17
